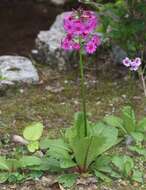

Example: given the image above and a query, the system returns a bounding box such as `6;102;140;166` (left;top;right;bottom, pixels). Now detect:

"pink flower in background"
61;9;101;54
123;57;131;67
134;57;141;67
122;57;142;71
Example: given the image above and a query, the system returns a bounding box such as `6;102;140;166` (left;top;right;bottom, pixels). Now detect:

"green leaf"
91;123;118;155
19;156;42;168
137;118;146;132
94;155;111;170
112;156;124;172
128;146;146;156
29;171;43;180
103;115;126;134
27;141;39;152
122;106;136;133
0;172;9;183
40;138;72;164
94;170;112;182
130;132;144;143
58;174;78;188
40;138;70;152
124;159;133;177
46;147;71;160
112;155;134;177
23;122;44;141
70;136;105;169
0;157;9;171
30;157;61;172
74;112;86;138
65;112;88;141
7;159;21;170
132;170;143;183
8;172;25;183
92;155;121;179
60;159;77;169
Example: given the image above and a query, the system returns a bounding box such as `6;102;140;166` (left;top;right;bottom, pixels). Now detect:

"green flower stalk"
79;51;87;136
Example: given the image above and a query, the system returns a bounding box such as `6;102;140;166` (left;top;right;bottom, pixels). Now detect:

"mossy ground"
0;53;146;189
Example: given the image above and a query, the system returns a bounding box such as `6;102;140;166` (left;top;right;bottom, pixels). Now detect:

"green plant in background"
111;155;143;183
0;155;42;183
81;0;146;64
104;106;146;144
23;122;44;152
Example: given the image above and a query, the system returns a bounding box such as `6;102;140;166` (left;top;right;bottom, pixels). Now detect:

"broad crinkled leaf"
0;172;9;183
103;115;126;134
130;131;144;143
7;159;21;170
30;157;61;172
58;174;78;188
40;138;70;152
46;147;71;160
94;155;111;171
137;118;146;132
70;136;105;169
112;155;134;177
23;122;44;141
27;141;39;152
19;156;42;168
112;156;124;172
122;106;136;133
94;170;112;182
60;159;77;169
128;146;146;156
90;123;118;155
132;170;143;183
0;157;9;171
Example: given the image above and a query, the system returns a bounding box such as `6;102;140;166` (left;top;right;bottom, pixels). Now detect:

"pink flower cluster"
122;57;142;71
61;10;101;54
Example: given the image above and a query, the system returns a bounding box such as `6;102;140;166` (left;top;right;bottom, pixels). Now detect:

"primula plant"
104;106;146;144
122;57;146;97
45;9;118;174
34;9;119;185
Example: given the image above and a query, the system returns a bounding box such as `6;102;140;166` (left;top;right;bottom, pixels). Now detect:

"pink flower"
72;20;84;35
130;58;141;71
72;42;80;51
85;41;97;54
134;57;141;67
123;57;131;67
61;9;100;54
64;21;74;33
122;57;142;71
91;34;101;47
66;33;73;41
61;37;73;51
130;61;140;71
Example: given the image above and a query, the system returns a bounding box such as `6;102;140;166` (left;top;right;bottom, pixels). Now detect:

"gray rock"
112;44;127;64
35;12;75;71
51;0;66;5
0;56;39;84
